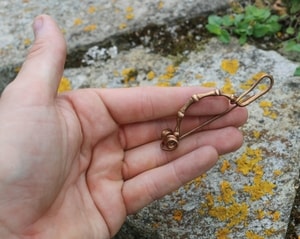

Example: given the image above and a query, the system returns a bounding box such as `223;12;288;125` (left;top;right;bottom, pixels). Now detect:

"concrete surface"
0;0;299;238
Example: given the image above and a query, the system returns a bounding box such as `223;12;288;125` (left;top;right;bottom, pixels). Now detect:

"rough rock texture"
0;0;299;238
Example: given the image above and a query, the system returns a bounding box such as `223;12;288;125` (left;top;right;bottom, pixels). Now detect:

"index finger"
97;86;229;124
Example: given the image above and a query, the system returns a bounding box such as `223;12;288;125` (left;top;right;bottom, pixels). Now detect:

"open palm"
0;15;247;239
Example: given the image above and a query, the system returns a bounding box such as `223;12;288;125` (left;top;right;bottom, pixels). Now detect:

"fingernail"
33;16;44;37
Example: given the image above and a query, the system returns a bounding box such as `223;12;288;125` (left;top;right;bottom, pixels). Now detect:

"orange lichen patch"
259;100;272;108
184;174;206;190
244;175;276;201
156;65;178;86
125;6;134;20
273;170;283;177
152;222;160;229
74;18;83;26
218;181;235;203
206;193;214;207
159;65;177;80
264;228;276;236
14;66;21;73
259;100;278;119
220;160;231;173
202;82;217;88
221;78;235;94
23;38;32;46
119;23;127;30
195;73;203;79
88;5;97;14
84;24;97;32
216;228;231;239
235;147;263;175
221;59;239;75
240;72;267;90
209;202;249;227
121;68;137;84
158;1;164;9
58;77;72;93
271;211;281;221
256;209;265;220
173;209;183;222
246;231;264;239
252;130;261;139
147;71;156;80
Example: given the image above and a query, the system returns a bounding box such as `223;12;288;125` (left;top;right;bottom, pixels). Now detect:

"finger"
2;15;66;104
98;87;230;124
123;145;218;214
120;106;247;150
122;127;243;180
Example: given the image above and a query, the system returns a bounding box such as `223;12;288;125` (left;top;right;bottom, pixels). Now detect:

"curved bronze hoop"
161;74;274;151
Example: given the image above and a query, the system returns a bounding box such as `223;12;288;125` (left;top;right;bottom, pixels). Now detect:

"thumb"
3;15;67;104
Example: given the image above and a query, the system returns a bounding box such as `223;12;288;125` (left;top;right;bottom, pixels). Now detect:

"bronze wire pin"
160;74;274;151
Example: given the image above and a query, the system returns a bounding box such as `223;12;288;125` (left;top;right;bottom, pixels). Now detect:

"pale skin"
0;15;247;239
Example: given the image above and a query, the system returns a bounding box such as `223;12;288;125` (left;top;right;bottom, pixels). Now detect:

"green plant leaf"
222;15;234;27
206;23;222;35
283;40;300;52
290;0;300;14
253;24;270;38
267;21;281;34
239;34;247;45
233;14;244;26
294;67;300;76
219;29;231;43
208;15;223;25
245;5;271;21
286;26;295;35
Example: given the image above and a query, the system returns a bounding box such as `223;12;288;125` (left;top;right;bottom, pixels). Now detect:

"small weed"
206;2;300;76
206;5;281;44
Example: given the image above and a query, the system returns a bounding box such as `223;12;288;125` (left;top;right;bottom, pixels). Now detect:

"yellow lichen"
206;193;214;207
156;65;178;86
202;82;217;88
221;59;239;75
209;202;249;227
252;130;261;139
220;160;231;173
173;209;183;222
74;18;83;26
221;78;235;94
119;23;127;30
273;170;283;177
58;77;72;93
158;1;164;9
246;231;264;239
264;228;276;236
84;24;97;32
259;100;278;119
195;73;203;79
125;6;134;20
88;5;97;14
216;228;231;239
271;211;281;221
256;209;265;220
121;68;137;84
147;71;156;80
23;38;32;46
243;176;276;201
240;72;267;90
236;147;263;175
218;181;235;203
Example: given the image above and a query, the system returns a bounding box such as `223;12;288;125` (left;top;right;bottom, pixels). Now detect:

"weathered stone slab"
1;0;299;238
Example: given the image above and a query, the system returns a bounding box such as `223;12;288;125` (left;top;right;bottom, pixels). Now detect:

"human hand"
0;15;247;239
